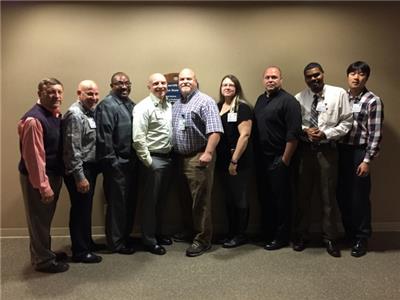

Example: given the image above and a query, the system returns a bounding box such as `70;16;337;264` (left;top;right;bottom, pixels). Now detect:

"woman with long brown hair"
216;74;253;248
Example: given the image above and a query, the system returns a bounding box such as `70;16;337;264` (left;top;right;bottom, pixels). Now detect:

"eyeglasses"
112;81;132;87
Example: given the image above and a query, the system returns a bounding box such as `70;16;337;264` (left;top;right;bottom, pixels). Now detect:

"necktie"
310;94;319;128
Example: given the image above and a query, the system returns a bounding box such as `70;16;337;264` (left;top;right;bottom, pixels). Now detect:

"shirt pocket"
319;103;339;126
151;110;165;126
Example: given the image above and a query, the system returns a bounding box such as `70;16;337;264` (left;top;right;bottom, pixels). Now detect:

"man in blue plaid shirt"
337;61;384;257
172;68;223;257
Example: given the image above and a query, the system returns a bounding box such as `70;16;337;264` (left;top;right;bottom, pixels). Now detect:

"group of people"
18;61;383;274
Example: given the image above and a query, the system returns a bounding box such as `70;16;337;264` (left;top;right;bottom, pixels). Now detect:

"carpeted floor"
1;233;399;300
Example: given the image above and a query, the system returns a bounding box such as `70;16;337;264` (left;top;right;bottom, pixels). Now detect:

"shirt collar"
311;85;325;101
37;99;61;117
181;89;198;103
110;91;133;105
77;100;95;116
265;88;281;99
348;87;368;101
149;93;166;107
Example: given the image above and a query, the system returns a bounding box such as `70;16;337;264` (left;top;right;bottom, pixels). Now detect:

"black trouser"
102;158;137;251
257;154;291;242
64;162;99;257
337;144;372;240
220;168;250;237
141;155;172;246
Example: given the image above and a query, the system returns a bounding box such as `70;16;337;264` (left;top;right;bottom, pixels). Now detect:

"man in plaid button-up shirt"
172;68;223;257
337;61;384;258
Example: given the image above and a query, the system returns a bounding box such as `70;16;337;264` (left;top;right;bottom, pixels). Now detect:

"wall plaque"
164;73;180;104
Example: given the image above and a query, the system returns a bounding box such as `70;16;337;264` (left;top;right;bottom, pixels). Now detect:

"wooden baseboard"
1;222;400;238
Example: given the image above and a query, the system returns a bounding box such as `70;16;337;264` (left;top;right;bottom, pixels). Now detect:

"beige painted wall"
1;2;399;235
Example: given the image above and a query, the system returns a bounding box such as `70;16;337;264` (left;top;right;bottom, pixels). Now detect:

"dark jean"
337;144;372;240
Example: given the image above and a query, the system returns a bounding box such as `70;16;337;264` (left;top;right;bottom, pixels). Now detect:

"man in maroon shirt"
18;78;69;273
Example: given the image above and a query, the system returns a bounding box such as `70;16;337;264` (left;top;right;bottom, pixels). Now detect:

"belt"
150;152;172;158
301;141;336;151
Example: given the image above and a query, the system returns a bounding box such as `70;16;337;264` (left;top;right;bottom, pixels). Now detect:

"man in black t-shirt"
253;66;302;250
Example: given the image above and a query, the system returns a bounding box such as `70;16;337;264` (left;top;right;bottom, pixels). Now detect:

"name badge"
316;102;327;112
178;114;186;131
88;117;96;129
352;103;362;113
227;112;237;122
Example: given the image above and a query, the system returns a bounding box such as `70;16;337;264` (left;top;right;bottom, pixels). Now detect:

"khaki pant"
293;142;339;241
177;152;216;245
20;173;62;269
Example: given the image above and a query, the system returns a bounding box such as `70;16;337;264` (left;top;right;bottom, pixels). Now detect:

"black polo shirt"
253;89;302;156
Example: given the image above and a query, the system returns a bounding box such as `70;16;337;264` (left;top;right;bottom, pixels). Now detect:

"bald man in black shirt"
253;66;302;250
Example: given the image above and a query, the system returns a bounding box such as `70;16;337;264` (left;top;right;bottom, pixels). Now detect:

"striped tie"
310;94;319;128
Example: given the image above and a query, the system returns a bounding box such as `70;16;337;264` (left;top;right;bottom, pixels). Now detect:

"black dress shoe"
36;261;69;273
223;235;248;248
157;236;173;246
292;239;308;252
146;244;166;255
264;240;289;251
53;251;68;261
173;232;192;243
351;239;368;258
117;245;135;255
325;240;341;257
72;252;102;263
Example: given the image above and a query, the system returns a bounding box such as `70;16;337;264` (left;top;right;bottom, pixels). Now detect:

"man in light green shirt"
132;73;173;255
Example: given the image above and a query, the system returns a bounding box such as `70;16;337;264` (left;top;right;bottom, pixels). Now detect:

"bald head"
147;73;168;100
78;80;98;91
77;80;99;111
178;68;198;97
263;66;283;95
263;66;282;78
